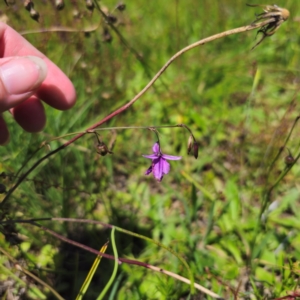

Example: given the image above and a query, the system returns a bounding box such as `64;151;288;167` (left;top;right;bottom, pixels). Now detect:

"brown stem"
0;18;276;207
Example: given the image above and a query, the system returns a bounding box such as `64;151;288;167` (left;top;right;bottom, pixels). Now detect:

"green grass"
1;0;300;299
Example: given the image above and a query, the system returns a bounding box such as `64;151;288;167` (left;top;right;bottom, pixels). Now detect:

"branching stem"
0;16;281;206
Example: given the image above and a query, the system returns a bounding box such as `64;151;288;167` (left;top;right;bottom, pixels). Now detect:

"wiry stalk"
0;5;289;207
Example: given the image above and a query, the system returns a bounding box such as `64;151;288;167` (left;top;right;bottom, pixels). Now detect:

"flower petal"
152;142;160;154
145;165;153;175
162;154;182;161
152;157;170;181
161;158;170;174
142;154;159;159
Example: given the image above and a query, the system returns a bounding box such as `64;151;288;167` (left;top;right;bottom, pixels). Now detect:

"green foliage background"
1;0;300;299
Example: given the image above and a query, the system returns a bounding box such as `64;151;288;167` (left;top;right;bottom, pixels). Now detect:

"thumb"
0;56;47;112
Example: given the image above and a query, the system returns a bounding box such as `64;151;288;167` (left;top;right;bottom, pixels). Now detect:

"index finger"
0;22;76;110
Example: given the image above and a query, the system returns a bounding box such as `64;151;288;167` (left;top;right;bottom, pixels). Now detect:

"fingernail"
0;56;47;95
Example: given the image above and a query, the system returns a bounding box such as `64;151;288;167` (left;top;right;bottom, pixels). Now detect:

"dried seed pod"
30;8;39;22
116;3;126;11
85;0;94;11
96;142;113;156
107;14;117;24
55;0;64;10
187;135;193;155
24;0;33;11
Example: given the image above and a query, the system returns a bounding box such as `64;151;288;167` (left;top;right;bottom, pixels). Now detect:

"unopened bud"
85;0;94;11
96;142;113;156
193;142;199;159
55;0;64;10
187;135;193;155
285;155;295;166
116;3;126;11
30;8;39;22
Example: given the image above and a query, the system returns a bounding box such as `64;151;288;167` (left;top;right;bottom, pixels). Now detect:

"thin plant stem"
0;17;277;207
146;264;224;299
261;100;298;184
3;217;195;293
260;150;300;218
7;219;222;299
92;0;154;81
113;224;195;292
260;114;300;218
97;227;118;300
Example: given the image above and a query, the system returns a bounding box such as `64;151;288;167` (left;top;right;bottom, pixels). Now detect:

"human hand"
0;22;76;145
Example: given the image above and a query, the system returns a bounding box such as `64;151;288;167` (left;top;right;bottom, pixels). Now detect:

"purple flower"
142;142;181;182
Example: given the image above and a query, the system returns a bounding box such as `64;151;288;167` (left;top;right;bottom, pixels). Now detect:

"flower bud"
285;155;295;166
193;142;199;159
187;135;193;155
116;3;126;11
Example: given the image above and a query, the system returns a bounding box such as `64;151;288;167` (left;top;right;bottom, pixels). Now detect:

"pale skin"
0;22;76;145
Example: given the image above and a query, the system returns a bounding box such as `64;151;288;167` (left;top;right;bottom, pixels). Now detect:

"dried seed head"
281;8;290;21
116;3;126;11
55;0;64;10
85;0;94;11
248;4;290;50
30;8;39;22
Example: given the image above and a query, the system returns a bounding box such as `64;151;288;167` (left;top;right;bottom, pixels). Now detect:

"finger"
0;22;76;110
11;96;46;132
0;56;47;112
0;114;9;145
